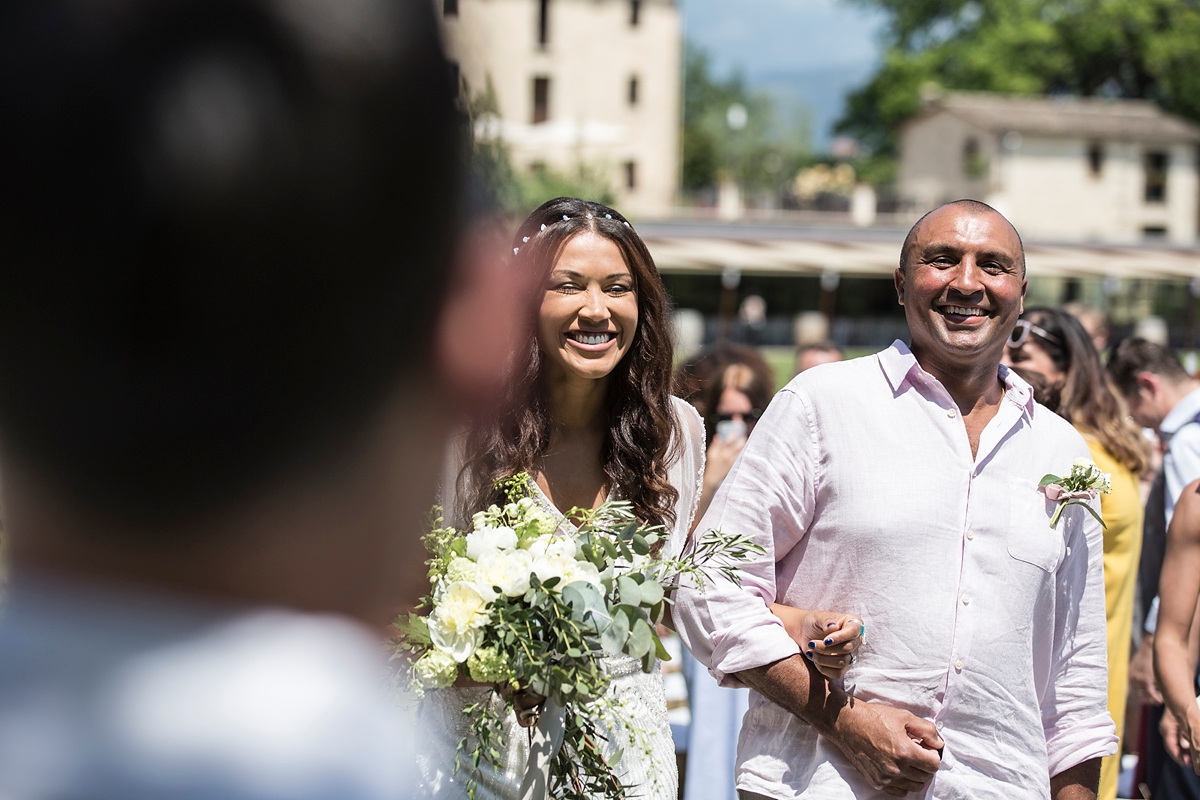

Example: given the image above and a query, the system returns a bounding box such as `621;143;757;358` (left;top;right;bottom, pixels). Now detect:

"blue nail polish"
808;641;816;649
804;650;814;659
824;637;834;646
826;622;837;628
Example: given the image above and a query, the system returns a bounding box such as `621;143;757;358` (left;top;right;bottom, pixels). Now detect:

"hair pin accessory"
523;236;529;243
540;224;546;231
562;215;569;220
513;247;519;255
605;214;612;219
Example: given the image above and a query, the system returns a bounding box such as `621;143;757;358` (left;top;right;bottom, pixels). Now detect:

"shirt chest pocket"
1006;477;1065;573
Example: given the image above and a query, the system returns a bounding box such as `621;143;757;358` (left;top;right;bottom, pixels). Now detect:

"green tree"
682;44;810;193
838;0;1200;155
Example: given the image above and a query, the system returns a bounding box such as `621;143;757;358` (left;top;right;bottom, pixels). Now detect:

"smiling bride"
415;197;862;800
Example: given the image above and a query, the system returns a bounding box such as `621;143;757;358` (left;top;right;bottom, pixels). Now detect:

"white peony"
475;549;535;598
1072;457;1094;469
546;536;578;559
522;533;554;559
571;559;603;587
466;525;518;561
532;553;579;586
429;581;489;662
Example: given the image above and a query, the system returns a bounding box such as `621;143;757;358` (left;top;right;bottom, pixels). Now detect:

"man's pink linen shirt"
674;341;1116;800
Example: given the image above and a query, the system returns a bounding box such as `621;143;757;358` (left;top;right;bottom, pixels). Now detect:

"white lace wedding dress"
417;396;705;800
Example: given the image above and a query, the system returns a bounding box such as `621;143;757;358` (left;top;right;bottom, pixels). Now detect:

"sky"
678;0;888;150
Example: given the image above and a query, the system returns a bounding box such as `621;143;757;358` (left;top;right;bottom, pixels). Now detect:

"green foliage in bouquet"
390;474;762;800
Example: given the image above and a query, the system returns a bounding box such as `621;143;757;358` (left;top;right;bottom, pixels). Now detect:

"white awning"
642;235;1200;282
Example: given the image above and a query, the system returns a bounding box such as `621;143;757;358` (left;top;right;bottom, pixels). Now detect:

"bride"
417;197;861;799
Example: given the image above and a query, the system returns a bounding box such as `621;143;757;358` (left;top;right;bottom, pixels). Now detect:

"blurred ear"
435;221;535;413
1136;371;1162;404
894;266;905;306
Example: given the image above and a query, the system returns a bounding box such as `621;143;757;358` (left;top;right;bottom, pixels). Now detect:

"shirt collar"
878;339;918;392
1161;386;1200;435
876;339;1036;418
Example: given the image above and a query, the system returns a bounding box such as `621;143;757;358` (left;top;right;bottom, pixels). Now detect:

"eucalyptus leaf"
654;632;671;661
1039;473;1061;487
617;576;642;606
639;580;664;607
632;533;650;555
627;618;654;658
601;611;630;653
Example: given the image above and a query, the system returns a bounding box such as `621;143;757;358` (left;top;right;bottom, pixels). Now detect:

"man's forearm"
736;653;846;736
1051;758;1100;800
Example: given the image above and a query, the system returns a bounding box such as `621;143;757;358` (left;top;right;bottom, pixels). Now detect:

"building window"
962;137;987;179
532;76;550;124
628;75;639;106
1145;151;1169;203
1144;225;1168;240
538;0;550;46
1087;142;1103;177
624;160;637;190
443;0;458;16
630;0;641;26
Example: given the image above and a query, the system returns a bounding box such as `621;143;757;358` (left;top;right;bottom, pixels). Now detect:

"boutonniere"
1039;457;1111;529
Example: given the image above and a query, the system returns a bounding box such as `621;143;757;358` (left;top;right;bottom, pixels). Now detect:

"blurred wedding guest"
0;2;526;798
696;363;776;527
794;341;843;376
675;343;774;418
1109;338;1200;799
1004;308;1150;800
1064;302;1111;355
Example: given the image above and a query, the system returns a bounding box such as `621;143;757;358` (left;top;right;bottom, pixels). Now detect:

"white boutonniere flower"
1039;457;1111;529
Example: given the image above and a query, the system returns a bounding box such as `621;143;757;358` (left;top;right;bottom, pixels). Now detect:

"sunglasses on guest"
1008;319;1063;349
716;409;764;424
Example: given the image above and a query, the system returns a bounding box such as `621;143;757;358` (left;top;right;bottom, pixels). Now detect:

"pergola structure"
638;221;1200;283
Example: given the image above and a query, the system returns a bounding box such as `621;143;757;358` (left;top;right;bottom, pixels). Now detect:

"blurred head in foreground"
0;1;529;796
0;0;523;623
795;341;843;375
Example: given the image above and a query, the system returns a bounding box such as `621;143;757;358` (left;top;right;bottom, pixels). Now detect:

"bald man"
676;201;1115;800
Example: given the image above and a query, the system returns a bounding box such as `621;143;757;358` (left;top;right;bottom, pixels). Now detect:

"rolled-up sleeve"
1041;498;1119;776
673;387;817;686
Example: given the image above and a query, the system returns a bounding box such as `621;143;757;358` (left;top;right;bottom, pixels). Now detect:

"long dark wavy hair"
1022;307;1150;474
458;197;680;530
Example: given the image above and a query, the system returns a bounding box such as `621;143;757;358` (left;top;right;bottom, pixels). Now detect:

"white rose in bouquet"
429;581;488;662
522;533;554;559
466;525;518;561
476;549;535;598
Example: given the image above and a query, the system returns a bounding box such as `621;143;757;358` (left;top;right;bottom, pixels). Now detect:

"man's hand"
737;655;941;798
1130;634;1163;705
826;701;943;797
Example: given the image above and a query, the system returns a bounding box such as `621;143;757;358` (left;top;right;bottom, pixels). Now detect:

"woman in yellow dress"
1004;307;1150;800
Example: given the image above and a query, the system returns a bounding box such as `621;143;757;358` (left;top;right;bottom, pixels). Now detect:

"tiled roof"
922;91;1200;144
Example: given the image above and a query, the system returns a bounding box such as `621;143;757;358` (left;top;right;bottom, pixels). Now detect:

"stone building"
437;0;681;215
898;91;1200;244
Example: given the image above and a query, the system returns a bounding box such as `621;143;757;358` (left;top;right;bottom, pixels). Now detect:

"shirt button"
954;659;964;671
947;407;957;418
961;593;971;605
966;530;975;541
935;721;944;731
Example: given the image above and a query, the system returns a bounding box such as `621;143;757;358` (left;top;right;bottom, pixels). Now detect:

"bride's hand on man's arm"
770;604;864;680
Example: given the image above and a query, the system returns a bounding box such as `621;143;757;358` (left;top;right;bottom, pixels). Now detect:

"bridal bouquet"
392;473;760;800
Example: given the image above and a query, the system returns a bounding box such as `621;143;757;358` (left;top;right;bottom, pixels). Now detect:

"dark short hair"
1107;337;1189;398
900;199;1026;275
0;1;461;524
